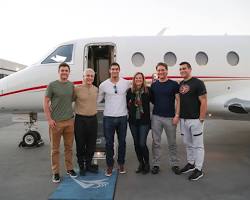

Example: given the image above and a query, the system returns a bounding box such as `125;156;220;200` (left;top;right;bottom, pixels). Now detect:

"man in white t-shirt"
98;62;130;176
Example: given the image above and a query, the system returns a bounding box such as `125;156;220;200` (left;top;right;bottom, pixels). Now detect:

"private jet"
0;35;249;147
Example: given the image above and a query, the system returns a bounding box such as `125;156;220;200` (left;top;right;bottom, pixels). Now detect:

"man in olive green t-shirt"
43;62;77;183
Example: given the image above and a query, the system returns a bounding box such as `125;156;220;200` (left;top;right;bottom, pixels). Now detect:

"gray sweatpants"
180;119;205;170
151;115;179;167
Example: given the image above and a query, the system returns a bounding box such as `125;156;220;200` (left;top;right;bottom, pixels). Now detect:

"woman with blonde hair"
126;72;151;174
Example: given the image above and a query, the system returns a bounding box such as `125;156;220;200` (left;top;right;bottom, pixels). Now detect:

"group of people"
43;61;207;183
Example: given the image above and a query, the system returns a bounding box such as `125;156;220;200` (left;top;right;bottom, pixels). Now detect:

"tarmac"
0;113;250;200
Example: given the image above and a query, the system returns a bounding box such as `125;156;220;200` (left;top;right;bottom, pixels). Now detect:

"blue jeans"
129;122;150;164
103;116;128;167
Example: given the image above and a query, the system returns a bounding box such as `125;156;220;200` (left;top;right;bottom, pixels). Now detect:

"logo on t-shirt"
179;84;190;94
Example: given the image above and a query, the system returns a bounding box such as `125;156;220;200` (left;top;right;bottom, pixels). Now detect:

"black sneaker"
151;166;160;174
188;169;204;181
136;163;144;173
52;173;60;183
180;163;195;174
171;166;181;175
67;169;77;178
142;163;150;174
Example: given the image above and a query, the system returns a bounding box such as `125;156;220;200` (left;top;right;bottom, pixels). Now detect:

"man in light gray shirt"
98;62;130;177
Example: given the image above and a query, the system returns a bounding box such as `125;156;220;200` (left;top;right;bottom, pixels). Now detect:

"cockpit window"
41;44;73;64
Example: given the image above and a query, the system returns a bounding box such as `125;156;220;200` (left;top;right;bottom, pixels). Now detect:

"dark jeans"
74;114;97;168
129;122;150;164
103;116;127;167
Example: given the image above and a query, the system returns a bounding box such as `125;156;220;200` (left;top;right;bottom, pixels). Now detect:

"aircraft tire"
32;131;41;140
22;131;39;147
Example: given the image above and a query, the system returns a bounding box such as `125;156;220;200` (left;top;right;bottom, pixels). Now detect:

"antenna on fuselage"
157;27;168;36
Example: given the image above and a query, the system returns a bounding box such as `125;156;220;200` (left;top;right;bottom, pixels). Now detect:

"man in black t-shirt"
178;61;207;181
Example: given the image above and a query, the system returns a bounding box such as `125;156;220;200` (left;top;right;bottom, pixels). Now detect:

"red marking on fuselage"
1;76;250;97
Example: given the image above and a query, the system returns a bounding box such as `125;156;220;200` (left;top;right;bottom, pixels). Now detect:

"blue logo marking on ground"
48;170;118;200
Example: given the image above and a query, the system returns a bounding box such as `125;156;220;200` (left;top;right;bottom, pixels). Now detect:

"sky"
0;0;250;66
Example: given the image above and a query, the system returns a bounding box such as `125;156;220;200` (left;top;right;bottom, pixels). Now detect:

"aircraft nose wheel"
19;131;44;148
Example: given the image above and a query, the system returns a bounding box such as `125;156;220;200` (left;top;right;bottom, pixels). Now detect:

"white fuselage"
0;36;250;120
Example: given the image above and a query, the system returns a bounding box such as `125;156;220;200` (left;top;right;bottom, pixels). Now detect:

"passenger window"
196;51;208;66
41;44;73;64
131;52;145;67
227;51;239;66
164;52;177;66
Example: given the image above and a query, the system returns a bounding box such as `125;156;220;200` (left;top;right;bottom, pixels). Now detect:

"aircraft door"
84;44;116;87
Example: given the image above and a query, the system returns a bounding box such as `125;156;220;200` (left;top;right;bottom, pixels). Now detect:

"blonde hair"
131;72;148;93
83;68;95;77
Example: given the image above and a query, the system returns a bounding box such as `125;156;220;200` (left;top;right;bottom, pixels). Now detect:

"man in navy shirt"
151;62;180;175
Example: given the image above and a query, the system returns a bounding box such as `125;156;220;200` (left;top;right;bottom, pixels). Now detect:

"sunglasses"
113;85;118;94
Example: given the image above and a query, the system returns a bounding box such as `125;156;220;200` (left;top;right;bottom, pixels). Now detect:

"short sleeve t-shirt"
98;78;130;117
45;80;74;121
151;79;179;118
179;77;207;119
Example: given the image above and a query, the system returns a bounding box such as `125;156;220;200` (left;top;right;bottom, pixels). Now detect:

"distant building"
0;59;26;79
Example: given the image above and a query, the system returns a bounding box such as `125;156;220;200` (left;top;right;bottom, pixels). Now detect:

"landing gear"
21;131;44;147
14;113;44;148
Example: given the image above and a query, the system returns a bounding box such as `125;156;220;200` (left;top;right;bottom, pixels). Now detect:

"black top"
179;77;207;119
126;87;151;125
151;79;179;117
